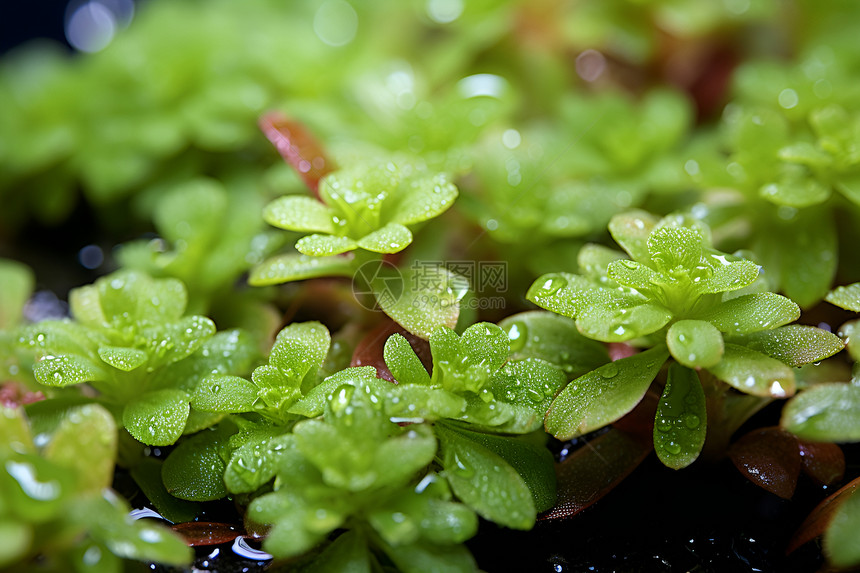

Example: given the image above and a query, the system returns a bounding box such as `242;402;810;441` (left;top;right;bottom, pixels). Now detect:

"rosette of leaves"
161;322;332;501
0;404;191;570
688;56;860;306
117;177;284;331
466;89;692;247
377;322;567;529
251;160;466;338
245;380;479;572
17;270;258;446
527;211;844;468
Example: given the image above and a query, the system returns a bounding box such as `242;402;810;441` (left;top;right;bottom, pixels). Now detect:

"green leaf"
436;423;536;529
498;311;610;378
289;367;384;418
43;404;116;493
270;321;331;382
263;195;334;233
70;540;121;573
95;271;187;325
296;234;358;256
705;344;795;397
18;320;93;357
698;293;799;334
389;172;459;226
778;142;832;166
667;319;724;368
826;283;860;312
224;432;292;494
375;266;466;339
545;346;669;439
128;458;201;523
654;364;707;469
147;315;216;368
736;325;844;367
191;375;257;413
577;244;626;281
647;226;703;273
824;487;860;568
356;222;413;253
606;259;658;290
759;177;831;208
0;406;34;456
2;453;75;522
754;207;837;308
385;385;466;420
379;537;478;573
162;425;232;501
444;426;556;512
781;383;860;442
0;258;33;329
122;389;190;446
526;272;593;319
607;210;659;262
34;354;107;387
83;491;192;566
836;171;860;205
384;333;431;385
305;530;371;573
698;259;760;294
0;520;32;569
249;253;354;286
97;346;148;371
486;359;567;434
576;299;673;342
154;178;226;245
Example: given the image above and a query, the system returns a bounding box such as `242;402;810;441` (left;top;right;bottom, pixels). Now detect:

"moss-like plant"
528;211;843;467
17;270;257;446
251;158;467;338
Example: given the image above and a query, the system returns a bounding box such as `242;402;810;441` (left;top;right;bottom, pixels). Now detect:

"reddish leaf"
787;476;860;555
540;428;651;521
0;382;44;408
799;441;845;487
350;319;432;382
728;427;801;500
540;392;656;521
258;112;333;196
607;342;637;362
171;522;243;546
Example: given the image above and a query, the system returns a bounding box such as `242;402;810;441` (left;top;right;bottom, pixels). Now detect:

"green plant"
6;0;860;570
0;404;190;571
527;211;843;467
251;158;467;338
17;270;257;446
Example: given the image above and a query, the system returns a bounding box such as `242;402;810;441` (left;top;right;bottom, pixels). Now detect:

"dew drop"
684;414;700;429
540;276;567;295
507;321;528;352
665;441;682;455
601;363;619;379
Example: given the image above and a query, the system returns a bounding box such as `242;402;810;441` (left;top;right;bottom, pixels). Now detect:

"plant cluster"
3;0;860;571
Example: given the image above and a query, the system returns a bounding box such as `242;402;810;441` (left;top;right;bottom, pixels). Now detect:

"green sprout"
17;270;258;446
159;322;332;500
251;160;466;338
247;381;479;572
528;211;844;468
